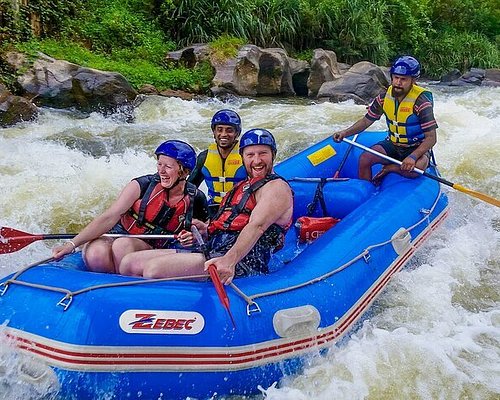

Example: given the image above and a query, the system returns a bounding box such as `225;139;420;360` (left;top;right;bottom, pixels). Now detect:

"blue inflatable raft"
0;132;449;399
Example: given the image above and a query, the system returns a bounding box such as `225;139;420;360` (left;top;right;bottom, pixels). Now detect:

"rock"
158;89;195;100
16;53;137;113
138;84;159;95
211;45;297;97
317;61;389;104
440;68;462;83
0;85;38;127
164;44;210;68
307;49;341;97
447;67;488;87
289;58;310;97
483;68;500;86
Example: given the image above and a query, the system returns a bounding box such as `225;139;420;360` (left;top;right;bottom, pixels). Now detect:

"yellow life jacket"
202;142;246;204
383;84;430;145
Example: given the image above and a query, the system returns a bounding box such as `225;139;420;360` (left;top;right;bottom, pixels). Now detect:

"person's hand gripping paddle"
191;226;236;329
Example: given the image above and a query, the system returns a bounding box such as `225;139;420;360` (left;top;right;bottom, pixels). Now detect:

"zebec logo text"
119;310;205;335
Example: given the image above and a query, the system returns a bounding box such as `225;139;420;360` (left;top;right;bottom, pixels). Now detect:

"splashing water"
0;86;499;399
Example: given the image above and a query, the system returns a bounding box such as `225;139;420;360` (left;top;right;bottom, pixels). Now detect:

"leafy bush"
383;0;434;59
3;0;499;90
62;0;173;59
209;35;245;63
159;0;253;45
15;39;213;92
317;0;391;65
416;30;500;78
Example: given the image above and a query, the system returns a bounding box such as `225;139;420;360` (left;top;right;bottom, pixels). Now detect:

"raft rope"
0;188;443;314
231;186;443;315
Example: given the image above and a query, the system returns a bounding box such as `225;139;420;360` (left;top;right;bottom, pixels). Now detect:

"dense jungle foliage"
1;0;499;92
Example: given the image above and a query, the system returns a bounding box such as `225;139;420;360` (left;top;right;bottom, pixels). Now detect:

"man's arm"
206;179;293;284
332;92;385;142
411;128;436;159
333;116;374;142
401;92;438;171
187;150;208;187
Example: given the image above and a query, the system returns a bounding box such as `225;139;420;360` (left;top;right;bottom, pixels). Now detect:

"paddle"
343;138;500;208
191;226;236;329
0;226;177;254
333;133;358;178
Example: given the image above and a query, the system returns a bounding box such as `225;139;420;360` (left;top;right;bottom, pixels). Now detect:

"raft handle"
247;301;261;315
363;251;371;263
420;208;431;215
57;294;73;311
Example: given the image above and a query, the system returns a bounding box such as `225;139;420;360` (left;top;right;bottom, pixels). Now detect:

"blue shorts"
207;232;272;277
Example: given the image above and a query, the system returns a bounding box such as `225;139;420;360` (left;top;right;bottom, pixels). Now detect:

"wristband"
67;240;77;253
408;154;418;161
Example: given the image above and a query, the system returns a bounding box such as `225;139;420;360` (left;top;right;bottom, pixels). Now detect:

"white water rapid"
0;85;499;399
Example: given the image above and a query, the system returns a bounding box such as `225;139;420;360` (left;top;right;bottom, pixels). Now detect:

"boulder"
440;68;462;83
14;53;137;113
289;57;310;97
317;61;389;104
211;45;297;97
483;68;500;87
164;44;210;68
0;84;38;127
307;49;341;97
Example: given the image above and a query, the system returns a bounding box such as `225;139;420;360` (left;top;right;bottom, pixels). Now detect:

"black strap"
224;174;281;229
137;174;160;226
183;182;197;229
213;174;281;229
306;178;329;217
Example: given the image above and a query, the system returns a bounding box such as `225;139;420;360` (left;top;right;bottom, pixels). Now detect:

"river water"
0;86;499;399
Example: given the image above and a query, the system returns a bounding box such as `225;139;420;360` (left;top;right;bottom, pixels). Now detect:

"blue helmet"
390;56;421;78
239;128;277;155
211;109;242;134
155;140;196;171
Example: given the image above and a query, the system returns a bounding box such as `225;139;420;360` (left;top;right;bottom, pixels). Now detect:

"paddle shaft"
343;138;500;207
191;226;236;329
0;226;177;254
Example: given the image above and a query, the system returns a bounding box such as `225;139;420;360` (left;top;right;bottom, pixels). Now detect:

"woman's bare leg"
142;252;207;279
119;248;178;276
83;238;116;273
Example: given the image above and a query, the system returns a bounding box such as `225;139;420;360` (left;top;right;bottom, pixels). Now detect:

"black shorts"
207;231;272;277
378;138;429;162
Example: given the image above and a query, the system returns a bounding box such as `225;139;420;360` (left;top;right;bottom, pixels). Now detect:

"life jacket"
208;174;291;249
201;142;247;205
383;84;432;145
120;174;196;235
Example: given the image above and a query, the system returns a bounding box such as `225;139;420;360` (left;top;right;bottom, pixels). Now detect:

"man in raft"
52;140;208;274
188;109;247;217
120;128;294;284
333;55;438;184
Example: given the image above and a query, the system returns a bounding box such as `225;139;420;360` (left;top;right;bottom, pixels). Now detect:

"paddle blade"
453;184;500;208
208;264;236;329
0;227;42;254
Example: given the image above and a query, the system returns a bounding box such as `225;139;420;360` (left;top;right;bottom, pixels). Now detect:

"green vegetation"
209;35;246;64
1;0;498;91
